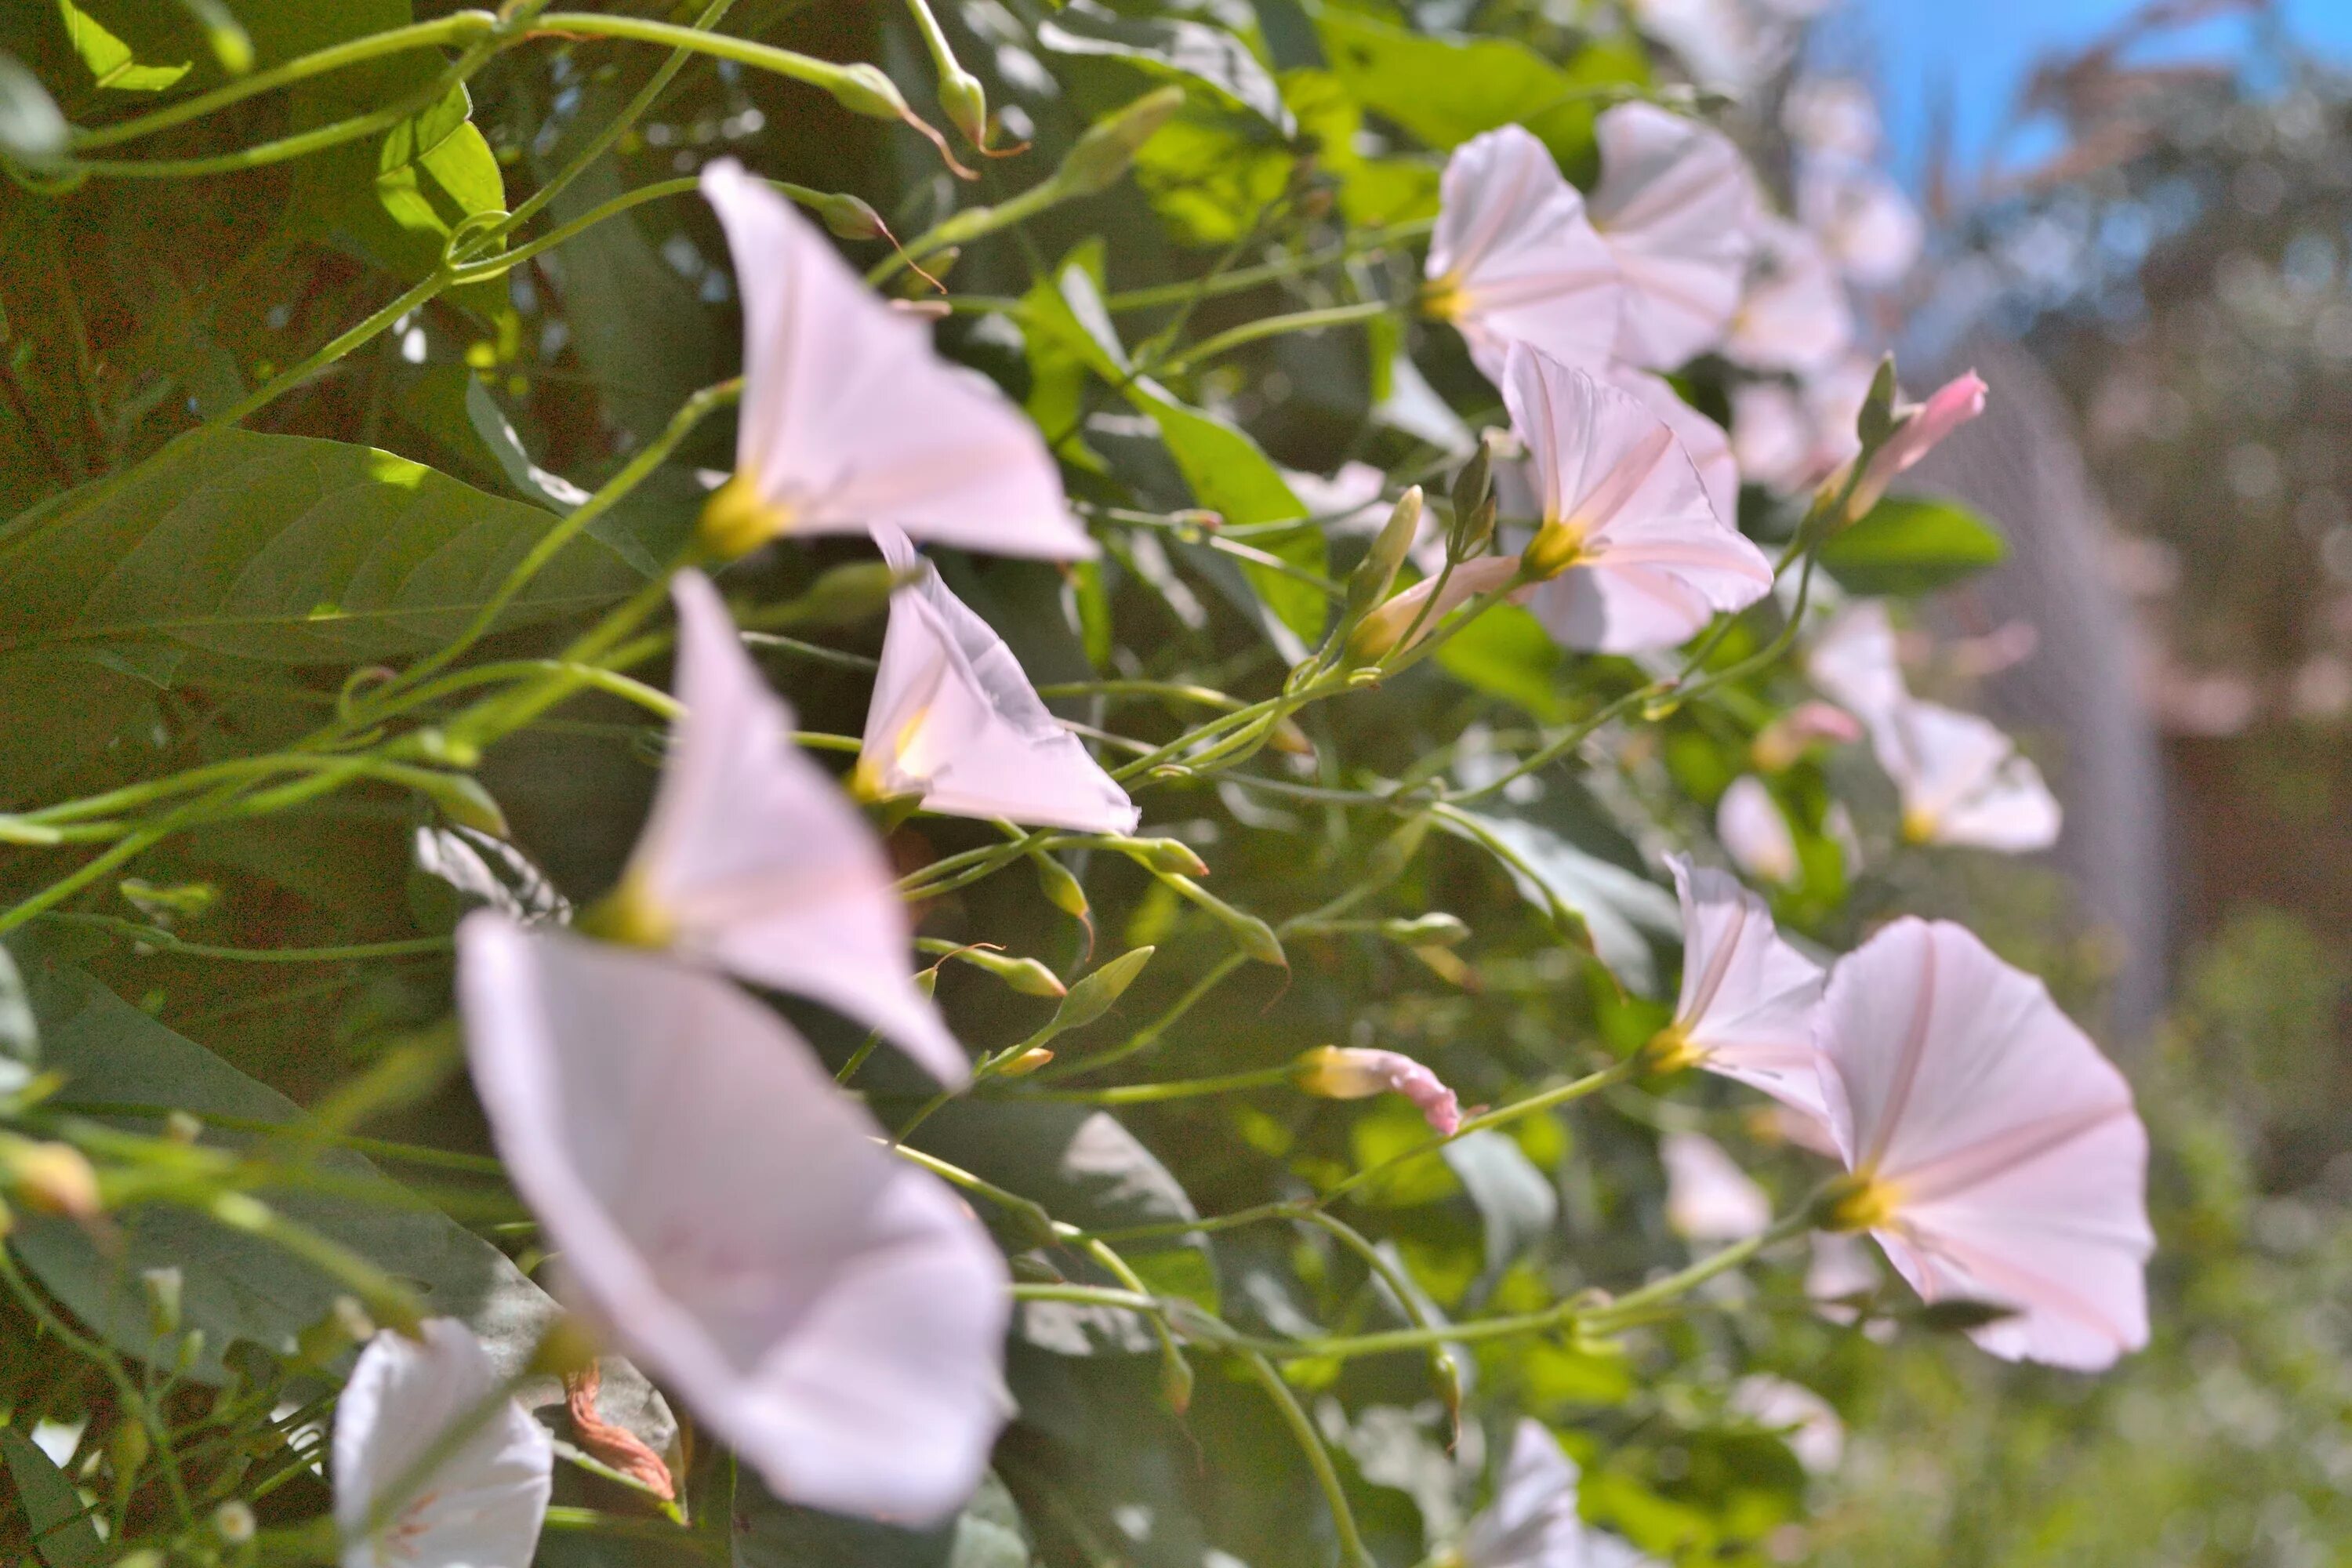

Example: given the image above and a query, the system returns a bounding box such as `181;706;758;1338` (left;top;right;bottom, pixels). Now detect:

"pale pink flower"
1661;1130;1772;1241
858;524;1138;835
1845;372;1988;516
1425;125;1624;383
1815;918;2153;1370
697;160;1092;560
1715;775;1800;886
1730;1374;1845;1473
601;571;964;1084
334;1319;552;1568
1608;365;1740;524
1804;598;1908;722
1655;857;1830;1123
1588;103;1760;371
456;916;1012;1522
1294;1046;1461;1134
1751;700;1864;771
1461;1421;1658;1568
1798;154;1923;288
1871;699;2061;852
1504;347;1773;652
1727;216;1855;376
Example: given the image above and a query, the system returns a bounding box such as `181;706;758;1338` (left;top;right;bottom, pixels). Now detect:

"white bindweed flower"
1588;103;1759;371
456;916;1013;1523
596;571;965;1084
1803;598;1908;722
1425;125;1624;383
1504;347;1773;652
856;525;1139;834
1799;154;1924;288
1815;918;2153;1370
1716;775;1801;886
695;159;1094;561
334;1319;553;1568
1652;856;1830;1123
1461;1421;1657;1568
1661;1131;1772;1242
1870;699;2061;852
1729;1374;1845;1473
1726;216;1855;376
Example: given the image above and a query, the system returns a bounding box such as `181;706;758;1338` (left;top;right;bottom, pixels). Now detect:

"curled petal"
1350;553;1526;660
456;916;1012;1522
1589;103;1759;370
334;1319;553;1568
859;525;1138;834
1295;1046;1461;1134
616;571;966;1084
1427;125;1624;383
1816;918;2152;1370
1751;699;1864;771
699;159;1091;558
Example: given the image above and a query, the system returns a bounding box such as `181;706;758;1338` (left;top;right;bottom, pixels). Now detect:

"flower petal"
1662;1131;1772;1241
1804;599;1907;720
1871;699;2060;852
623;571;966;1085
1715;775;1800;886
1589;103;1759;369
861;524;1139;834
1428;125;1624;382
1727;215;1855;375
456;916;1011;1523
700;159;1092;558
1666;856;1829;1120
333;1318;552;1568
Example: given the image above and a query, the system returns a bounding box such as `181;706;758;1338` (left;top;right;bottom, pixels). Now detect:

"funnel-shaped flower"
1588;103;1759;371
456;916;1012;1522
1727;216;1854;375
857;526;1138;833
1716;775;1800;886
697;160;1092;561
1803;598;1907;721
334;1318;552;1568
1653;857;1828;1122
1425;125;1624;383
1871;699;2061;852
1816;918;2152;1370
1505;347;1773;652
1461;1421;1657;1568
1294;1046;1461;1134
603;572;964;1085
1661;1130;1771;1241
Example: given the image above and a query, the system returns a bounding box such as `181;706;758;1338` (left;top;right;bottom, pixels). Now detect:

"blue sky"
1839;0;2352;176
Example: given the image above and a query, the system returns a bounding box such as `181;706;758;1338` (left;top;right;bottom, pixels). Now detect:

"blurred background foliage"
2;0;2350;1563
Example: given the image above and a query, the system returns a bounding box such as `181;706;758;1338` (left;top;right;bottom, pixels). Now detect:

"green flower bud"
815;192;887;242
1053;87;1185;198
829;62;911;123
1340;486;1423;624
938;68;989;149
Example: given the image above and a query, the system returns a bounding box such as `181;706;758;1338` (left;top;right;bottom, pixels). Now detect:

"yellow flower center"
1420;274;1466;321
1520;516;1586;582
695;473;794;561
1639;1022;1704;1076
578;876;678;949
1824;1172;1905;1233
1900;804;1939;845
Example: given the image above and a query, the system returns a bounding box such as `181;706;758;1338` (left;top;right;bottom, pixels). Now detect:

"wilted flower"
334;1318;553;1568
456;916;1012;1523
1661;1130;1772;1241
1425;125;1624;383
1871;699;2061;852
1726;216;1855;376
1715;775;1800;886
1729;1374;1845;1473
1649;857;1829;1122
1459;1421;1657;1568
856;525;1139;834
1815;918;2153;1370
1294;1046;1461;1134
1504;347;1773;652
590;572;966;1085
695;160;1094;561
1588;103;1759;371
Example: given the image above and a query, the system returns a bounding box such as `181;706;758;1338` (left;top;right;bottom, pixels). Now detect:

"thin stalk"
1036;1064;1297;1104
1240;1352;1374;1568
1159;298;1396;376
42;914;452;965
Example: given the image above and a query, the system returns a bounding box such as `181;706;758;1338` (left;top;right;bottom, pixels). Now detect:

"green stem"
39;915;452;965
1240;1352;1374;1568
1159;298;1396;376
1036;1064;1298;1104
1579;1209;1814;1334
1325;1058;1643;1206
530;13;900;117
1042;952;1247;1080
1102;220;1436;312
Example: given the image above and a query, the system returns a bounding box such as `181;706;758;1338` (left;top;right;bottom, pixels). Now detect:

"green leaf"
56;0;189;91
1435;600;1566;720
0;426;641;682
1037;0;1294;132
1816;494;2008;596
6;961;674;1459
0;50;66;160
1437;808;1678;993
1;1426;104;1568
1311;4;1646;169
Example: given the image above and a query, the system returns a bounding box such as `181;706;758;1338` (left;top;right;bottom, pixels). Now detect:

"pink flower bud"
1846;372;1987;518
1294;1047;1462;1135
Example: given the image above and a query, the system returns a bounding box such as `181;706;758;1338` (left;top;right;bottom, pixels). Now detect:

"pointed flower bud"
1450;440;1494;526
1294;1047;1461;1135
1341;486;1425;625
938;69;989;150
1844;372;1987;521
5;1138;98;1220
